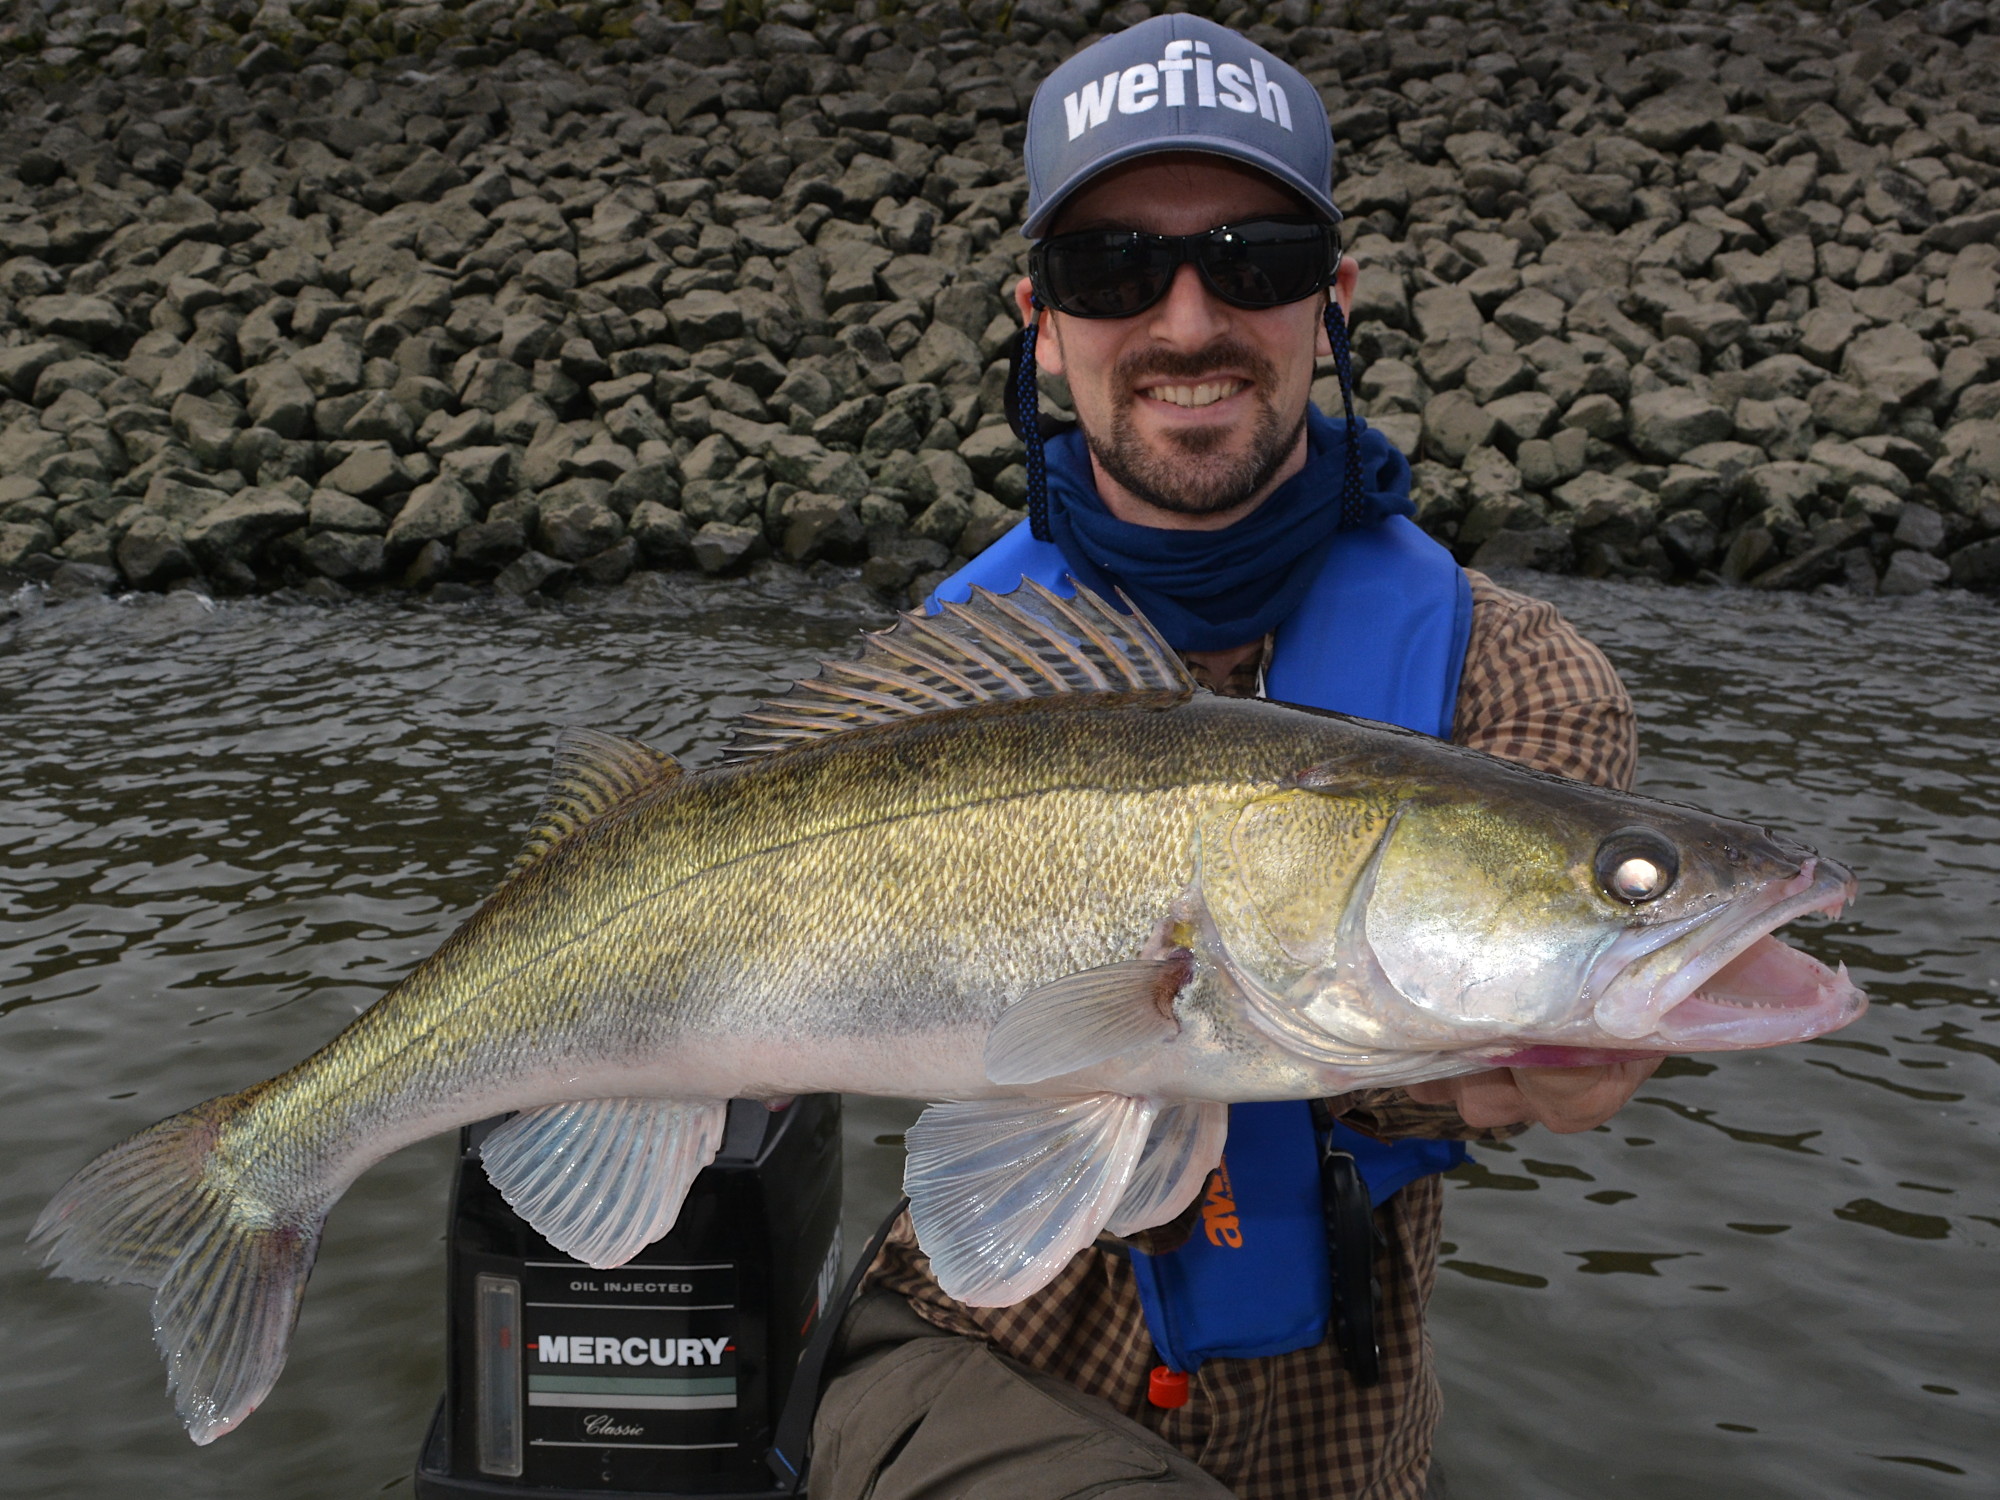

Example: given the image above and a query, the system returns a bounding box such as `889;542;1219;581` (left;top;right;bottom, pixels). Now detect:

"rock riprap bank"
3;0;2000;604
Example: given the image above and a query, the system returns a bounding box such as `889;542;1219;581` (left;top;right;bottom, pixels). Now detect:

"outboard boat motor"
416;1095;847;1499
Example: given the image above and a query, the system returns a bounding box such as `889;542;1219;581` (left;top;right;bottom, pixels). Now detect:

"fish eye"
1594;827;1680;904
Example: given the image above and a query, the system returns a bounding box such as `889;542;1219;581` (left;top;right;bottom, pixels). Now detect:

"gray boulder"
494;550;573;598
1926;419;2000;511
908;450;977;510
1625;82;1727;150
309;489;386;534
1878;549;1952;596
1807;439;1911;498
1629;389;1734;462
1411;286;1485;346
0;520;55;571
1657;509;1720;571
1893;503;1948;553
1842;325;1940;408
294;339;365;398
1492;288;1567;345
301;530;386;581
1661;302;1749;355
1484;391;1559;450
690;521;766;575
247;362;317;440
1470;526;1572;572
667;291;746;350
630;502;693;566
322;446;411;504
116;514;194;588
23;295;125;345
1421;390;1497;466
959;423;1023;486
538;492;625;563
781;493;865;564
185;488;307;570
387;477;481;558
1949;537;2000;587
903;323;981;389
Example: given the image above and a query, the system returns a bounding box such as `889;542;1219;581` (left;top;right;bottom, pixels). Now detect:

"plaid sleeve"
1452;569;1637;792
1332;1087;1529;1144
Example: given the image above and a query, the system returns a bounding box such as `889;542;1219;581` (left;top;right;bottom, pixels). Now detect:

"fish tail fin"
30;1094;321;1444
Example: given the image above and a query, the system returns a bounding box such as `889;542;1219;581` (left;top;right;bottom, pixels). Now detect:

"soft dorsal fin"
723;578;1196;762
504;727;683;881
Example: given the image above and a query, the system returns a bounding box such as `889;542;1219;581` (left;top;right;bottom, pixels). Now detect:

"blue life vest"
929;513;1475;1373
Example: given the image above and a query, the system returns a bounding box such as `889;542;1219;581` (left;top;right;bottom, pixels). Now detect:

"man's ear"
1013;274;1064;377
1328;258;1360;322
1316;254;1360;359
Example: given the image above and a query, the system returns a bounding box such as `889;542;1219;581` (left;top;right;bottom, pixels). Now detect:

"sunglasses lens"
1036;221;1335;317
1200;222;1333;308
1040;233;1176;317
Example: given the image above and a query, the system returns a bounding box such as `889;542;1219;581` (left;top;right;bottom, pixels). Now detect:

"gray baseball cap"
1022;14;1340;240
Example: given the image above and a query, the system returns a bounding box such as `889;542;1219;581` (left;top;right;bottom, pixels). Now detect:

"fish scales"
247;691;1368;1151
31;580;1866;1445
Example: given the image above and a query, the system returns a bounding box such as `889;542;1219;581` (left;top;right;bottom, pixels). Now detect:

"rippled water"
0;571;1993;1498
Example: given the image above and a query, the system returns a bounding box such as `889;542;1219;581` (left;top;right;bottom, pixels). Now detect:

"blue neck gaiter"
1038;405;1416;653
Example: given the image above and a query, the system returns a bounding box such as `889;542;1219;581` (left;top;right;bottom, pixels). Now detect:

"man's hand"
1404;1058;1662;1134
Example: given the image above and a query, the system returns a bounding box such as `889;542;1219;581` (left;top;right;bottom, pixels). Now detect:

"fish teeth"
1150;380;1245;409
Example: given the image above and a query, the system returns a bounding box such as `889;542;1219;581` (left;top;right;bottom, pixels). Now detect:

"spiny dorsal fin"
723;577;1196;762
504;727;683;881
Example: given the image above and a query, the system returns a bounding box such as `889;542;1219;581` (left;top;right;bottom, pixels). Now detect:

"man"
810;17;1651;1499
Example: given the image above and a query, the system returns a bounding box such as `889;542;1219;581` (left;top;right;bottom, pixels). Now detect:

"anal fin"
1105;1101;1228;1237
903;1094;1157;1306
480;1097;726;1268
982;956;1189;1086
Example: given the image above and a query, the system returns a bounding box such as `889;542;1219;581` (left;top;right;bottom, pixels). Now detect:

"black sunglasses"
1029;216;1341;319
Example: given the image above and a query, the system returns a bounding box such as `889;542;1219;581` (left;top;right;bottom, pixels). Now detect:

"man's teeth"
1150;380;1245;408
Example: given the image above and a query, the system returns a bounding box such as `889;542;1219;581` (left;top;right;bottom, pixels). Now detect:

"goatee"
1082;340;1307;518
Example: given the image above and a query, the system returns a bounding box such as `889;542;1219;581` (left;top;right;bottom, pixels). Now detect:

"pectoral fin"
1105;1101;1228;1237
480;1097;727;1269
982;956;1190;1086
904;1095;1157;1305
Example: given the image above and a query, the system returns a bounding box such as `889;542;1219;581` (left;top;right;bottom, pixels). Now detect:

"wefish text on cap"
1022;14;1340;238
1060;38;1294;138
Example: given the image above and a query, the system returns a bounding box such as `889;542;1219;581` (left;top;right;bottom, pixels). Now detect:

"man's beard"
1079;340;1307;518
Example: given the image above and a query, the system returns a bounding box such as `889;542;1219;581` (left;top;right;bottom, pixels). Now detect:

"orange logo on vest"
1200;1159;1242;1248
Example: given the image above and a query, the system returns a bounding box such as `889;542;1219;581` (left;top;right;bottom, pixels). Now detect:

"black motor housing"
416;1095;842;1499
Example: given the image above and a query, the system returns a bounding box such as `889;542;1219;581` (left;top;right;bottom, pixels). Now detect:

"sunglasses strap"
1013;303;1054;543
1324;298;1367;531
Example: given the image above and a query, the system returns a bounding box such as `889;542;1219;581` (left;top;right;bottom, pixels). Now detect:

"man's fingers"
1403;1059;1662;1133
1511;1058;1662;1133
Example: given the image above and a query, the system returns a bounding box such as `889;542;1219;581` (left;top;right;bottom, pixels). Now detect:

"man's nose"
1144;261;1232;348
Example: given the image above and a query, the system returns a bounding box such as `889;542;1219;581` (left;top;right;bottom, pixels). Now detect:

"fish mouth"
1597;857;1867;1049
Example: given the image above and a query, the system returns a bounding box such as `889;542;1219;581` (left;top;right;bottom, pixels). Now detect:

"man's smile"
1141;379;1250;410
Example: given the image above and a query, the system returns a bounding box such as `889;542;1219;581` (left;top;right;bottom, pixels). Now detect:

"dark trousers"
809;1293;1450;1500
809;1292;1236;1499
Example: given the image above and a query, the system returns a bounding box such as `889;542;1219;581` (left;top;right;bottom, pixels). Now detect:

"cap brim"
1022;136;1344;239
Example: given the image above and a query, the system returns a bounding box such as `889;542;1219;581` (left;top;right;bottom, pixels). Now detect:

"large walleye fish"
34;581;1865;1443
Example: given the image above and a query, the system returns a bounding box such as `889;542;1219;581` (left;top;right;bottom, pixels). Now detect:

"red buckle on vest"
1148;1365;1190;1409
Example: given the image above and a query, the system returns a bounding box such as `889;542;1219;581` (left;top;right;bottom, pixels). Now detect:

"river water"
0;568;1993;1499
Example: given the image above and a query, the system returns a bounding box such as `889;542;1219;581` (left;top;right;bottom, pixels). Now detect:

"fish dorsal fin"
504;727;683;882
723;577;1196;762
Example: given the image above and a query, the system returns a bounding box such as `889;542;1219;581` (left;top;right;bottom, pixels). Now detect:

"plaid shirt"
865;571;1637;1499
